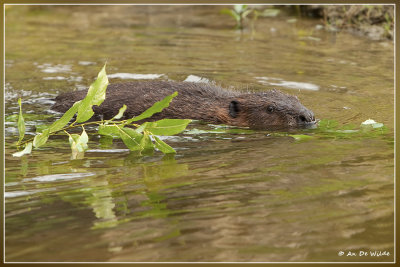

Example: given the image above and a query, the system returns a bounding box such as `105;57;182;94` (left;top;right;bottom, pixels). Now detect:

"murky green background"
4;5;394;262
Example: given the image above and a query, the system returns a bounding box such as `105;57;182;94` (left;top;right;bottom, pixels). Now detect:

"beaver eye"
266;105;274;113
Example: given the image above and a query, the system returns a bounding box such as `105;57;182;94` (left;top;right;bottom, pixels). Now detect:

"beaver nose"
297;110;315;124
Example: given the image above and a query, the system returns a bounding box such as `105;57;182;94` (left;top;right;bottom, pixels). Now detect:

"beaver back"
52;81;316;129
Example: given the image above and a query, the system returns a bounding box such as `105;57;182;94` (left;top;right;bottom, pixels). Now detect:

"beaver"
51;81;316;130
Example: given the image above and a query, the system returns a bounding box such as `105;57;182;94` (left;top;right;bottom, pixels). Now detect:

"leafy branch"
13;64;191;158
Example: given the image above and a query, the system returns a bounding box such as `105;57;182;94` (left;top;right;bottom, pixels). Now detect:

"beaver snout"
297;109;317;127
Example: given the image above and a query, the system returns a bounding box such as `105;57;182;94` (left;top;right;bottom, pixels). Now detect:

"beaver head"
226;89;316;130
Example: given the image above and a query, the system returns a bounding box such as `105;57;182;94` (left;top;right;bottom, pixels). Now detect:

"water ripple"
25;172;96;182
256;76;320;91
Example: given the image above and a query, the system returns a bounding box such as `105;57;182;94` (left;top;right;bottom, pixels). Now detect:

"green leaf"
317;119;339;130
77;105;95;124
112;104;127;120
67;128;89;153
48;101;80;133
68;133;80;149
140;133;154;150
153;136;176;154
98;124;120;137
234;4;246;14
144;119;191;136
76;64;109;123
67;133;85;160
34;124;47;133
221;8;240;22
289;134;313;141
242;9;253;19
118;127;143;151
126;91;178;123
17;98;25;144
12;142;32;157
135;123;147;134
99;136;113;148
33;129;50;148
79;127;89;150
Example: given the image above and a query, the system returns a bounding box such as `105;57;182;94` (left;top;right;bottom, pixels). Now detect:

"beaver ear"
229;100;240;118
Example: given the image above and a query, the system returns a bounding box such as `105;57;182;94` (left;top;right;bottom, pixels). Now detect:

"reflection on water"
256;76;320;91
4;5;394;262
36;63;72;74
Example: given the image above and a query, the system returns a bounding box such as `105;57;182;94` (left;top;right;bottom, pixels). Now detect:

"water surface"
4;5;394;262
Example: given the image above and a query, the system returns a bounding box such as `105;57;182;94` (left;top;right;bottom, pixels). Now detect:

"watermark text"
338;250;390;257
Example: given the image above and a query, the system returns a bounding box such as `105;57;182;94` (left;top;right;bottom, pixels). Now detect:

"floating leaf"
76;64;109;123
153;136;176;154
317;119;339;130
17;98;25;144
126;91;178;123
289;134;313;141
33;129;50;148
12;142;32;157
143;119;191;136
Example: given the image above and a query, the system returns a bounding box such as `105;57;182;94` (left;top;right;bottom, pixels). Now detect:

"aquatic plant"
221;5;280;30
13;64;191;158
284;118;389;142
221;5;253;29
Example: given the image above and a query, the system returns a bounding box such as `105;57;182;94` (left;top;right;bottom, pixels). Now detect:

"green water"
4;5;394;262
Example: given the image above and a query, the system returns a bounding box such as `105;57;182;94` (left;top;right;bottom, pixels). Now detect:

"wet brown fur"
51;81;316;129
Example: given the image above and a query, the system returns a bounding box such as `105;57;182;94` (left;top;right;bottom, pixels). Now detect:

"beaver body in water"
51;81;316;130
